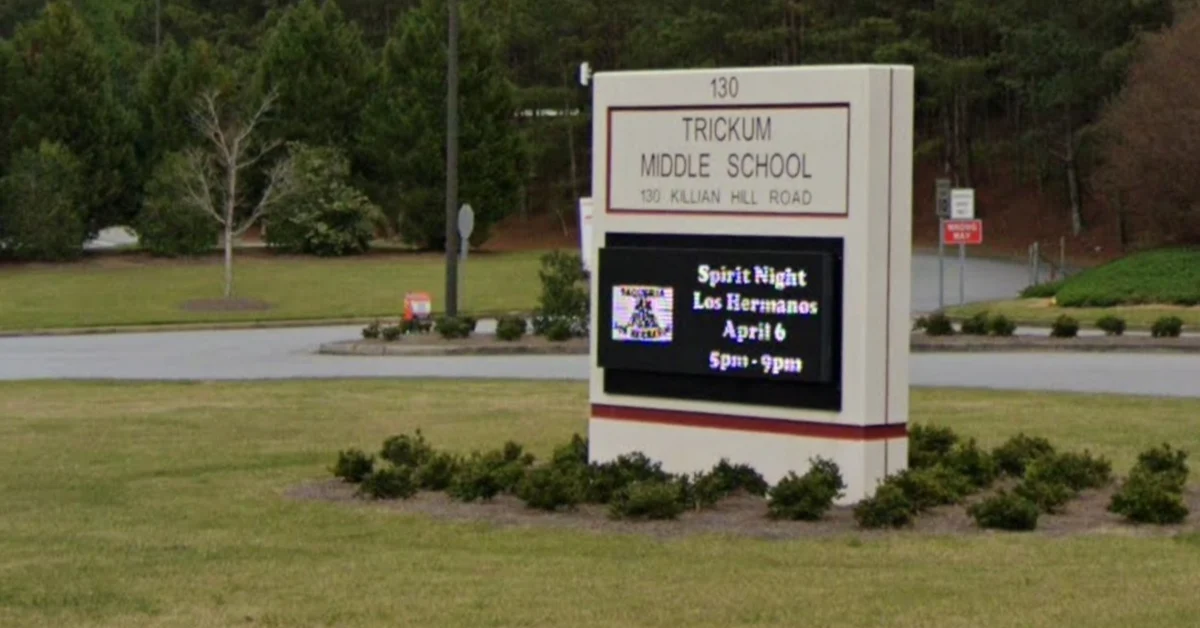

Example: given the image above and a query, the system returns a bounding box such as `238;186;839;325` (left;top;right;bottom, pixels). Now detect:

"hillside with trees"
1;0;1198;263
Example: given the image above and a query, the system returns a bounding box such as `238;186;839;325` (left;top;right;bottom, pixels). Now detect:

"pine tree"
358;0;525;250
253;0;373;155
7;2;140;236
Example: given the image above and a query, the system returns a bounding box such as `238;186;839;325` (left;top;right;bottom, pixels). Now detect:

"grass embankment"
948;248;1200;329
1;380;1198;627
0;250;545;332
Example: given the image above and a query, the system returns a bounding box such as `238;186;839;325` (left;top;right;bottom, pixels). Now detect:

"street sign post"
941;217;983;306
457;203;474;261
936;179;951;310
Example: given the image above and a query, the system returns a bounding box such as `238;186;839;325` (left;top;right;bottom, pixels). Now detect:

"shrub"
532;250;589;337
381;325;402;341
586;452;671;504
1050;315;1080;338
1014;478;1074;514
853;484;915;529
992;433;1057;477
136;151;218;257
1132;443;1190;490
922;313;955;337
495;315;528;341
380;430;435;469
0;140;86;261
609;480;686;520
435;316;472;339
1020;280;1064;299
448;452;508;502
678;471;728;511
960;312;990;336
357;466;418;500
888;466;971;511
415;452;460;491
912;316;929;332
331;448;374;483
1151;316;1184;338
766;458;846;521
1096;315;1127;337
1109;471;1189;525
708;459;769;497
1025;451;1113;492
264;144;382;257
550;434;589;470
361;320;382;340
908;424;960;469
399;317;433;334
943;439;998;489
989;315;1017;337
460;316;478;332
517;465;584;511
969;491;1040;531
544;319;574;342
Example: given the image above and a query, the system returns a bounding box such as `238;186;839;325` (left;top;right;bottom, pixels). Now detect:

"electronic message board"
597;232;843;411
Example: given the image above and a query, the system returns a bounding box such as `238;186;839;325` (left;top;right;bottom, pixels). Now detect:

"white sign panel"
950;188;975;220
608;107;850;216
578;197;594;272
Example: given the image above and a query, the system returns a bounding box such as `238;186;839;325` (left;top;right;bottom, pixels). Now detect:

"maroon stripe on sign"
591;405;907;441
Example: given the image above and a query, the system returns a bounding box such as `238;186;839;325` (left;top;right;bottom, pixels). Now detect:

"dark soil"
180;298;274;312
287;479;1200;540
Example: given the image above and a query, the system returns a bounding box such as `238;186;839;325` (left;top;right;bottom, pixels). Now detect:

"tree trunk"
224;144;239;299
223;224;233;299
1065;128;1083;236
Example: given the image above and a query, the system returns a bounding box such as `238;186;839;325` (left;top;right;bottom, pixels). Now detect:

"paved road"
2;254;1194;398
1;324;1198;398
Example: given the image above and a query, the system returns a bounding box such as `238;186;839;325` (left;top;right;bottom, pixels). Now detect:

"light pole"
444;0;461;317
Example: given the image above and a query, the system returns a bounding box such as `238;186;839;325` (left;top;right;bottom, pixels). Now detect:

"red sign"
943;219;983;245
403;292;432;321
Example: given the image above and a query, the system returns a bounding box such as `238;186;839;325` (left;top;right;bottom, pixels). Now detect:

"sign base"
590;410;907;504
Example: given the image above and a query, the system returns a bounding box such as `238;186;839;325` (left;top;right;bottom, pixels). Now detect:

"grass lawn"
1;380;1198;627
1052;248;1200;307
945;298;1200;330
0;250;547;332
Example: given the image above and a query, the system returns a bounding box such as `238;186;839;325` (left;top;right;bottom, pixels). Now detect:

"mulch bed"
287;479;1200;540
180;298;274;312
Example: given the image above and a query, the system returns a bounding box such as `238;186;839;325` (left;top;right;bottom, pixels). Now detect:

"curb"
317;334;1200;357
319;338;588;357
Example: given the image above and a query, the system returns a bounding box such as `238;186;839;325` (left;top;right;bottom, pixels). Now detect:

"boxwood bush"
766;458;845;521
380;430;435;469
1014;478;1074;514
1109;471;1189;525
1050;315;1080;338
989;314;1017;337
992;433;1057;477
854;484;915;529
518;465;585;511
1152;316;1184;338
1096;315;1127;337
495;315;529;341
922;313;955;337
908;424;960;469
888;466;972;511
943;438;999;489
332;448;374;483
960;312;990;336
969;490;1040;531
357;467;418;500
609;480;686;520
1025;450;1113;492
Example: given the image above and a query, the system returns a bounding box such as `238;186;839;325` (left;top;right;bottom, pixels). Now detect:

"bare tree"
178;88;294;298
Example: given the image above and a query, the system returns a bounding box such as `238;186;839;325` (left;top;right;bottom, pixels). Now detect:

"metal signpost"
944;188;980;306
935;178;950;310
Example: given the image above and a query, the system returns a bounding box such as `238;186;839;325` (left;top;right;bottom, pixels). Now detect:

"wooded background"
1;0;1198;261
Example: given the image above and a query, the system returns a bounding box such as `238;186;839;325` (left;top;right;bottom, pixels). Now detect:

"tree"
0;140;86;261
137;37;228;173
179;88;294;298
358;0;524;249
1092;7;1200;246
253;0;373;155
6;2;140;234
264;143;383;257
135;151;220;257
1005;0;1174;235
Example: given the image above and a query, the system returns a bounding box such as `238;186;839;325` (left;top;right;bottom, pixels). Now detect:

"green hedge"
1054;249;1200;307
